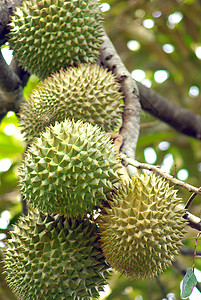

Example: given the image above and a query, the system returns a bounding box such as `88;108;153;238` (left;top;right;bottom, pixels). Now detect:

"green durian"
98;173;187;280
20;64;123;144
9;0;103;79
3;210;111;299
18;119;123;217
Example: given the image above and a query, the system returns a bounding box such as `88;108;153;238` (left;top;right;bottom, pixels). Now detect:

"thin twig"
193;232;201;272
180;247;201;257
185;191;201;210
173;163;177;178
121;154;201;196
155;277;167;299
121;155;201;231
148;280;153;300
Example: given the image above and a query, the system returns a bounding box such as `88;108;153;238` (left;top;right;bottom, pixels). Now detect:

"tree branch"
101;29;201;141
183;211;201;231
138;82;201;140
0;0;23;46
100;31;141;167
0;51;24;121
121;155;201;196
10;58;30;88
0;0;26;121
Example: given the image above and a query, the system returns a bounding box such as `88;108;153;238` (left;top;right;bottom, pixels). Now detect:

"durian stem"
107;133;130;181
107;132;123;153
21;196;28;216
121;154;201;196
100;30;141;174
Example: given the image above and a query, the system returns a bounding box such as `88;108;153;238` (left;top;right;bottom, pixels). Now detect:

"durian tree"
0;0;201;299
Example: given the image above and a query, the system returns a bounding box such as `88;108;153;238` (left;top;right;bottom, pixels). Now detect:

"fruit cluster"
3;1;187;299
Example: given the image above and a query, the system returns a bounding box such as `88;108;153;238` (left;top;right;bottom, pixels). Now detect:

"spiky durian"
9;0;103;79
18;119;123;217
20;64;123;144
98;173;187;280
3;210;111;299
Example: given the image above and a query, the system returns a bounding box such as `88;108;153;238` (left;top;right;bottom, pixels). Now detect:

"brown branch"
0;51;24;121
101;30;201;141
10;58;30;88
0;0;23;46
138;82;201;140
0;0;26;121
100;30;141;167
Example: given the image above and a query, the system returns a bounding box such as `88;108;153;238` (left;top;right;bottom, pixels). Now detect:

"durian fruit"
98;173;187;280
9;0;103;79
18;119;123;217
3;210;111;299
20;64;123;144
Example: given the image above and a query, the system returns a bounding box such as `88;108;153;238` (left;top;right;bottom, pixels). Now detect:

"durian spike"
3;210;111;299
19;119;123;217
9;0;103;79
98;172;187;280
20;64;123;144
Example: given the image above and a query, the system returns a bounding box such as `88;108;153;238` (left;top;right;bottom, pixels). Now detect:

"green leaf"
181;268;198;299
23;74;40;99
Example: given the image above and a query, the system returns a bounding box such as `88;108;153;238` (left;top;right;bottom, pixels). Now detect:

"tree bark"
0;0;23;46
138;82;201;140
0;52;24;121
101;31;141;164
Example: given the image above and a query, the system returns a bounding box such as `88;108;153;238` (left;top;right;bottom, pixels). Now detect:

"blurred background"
0;0;201;299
